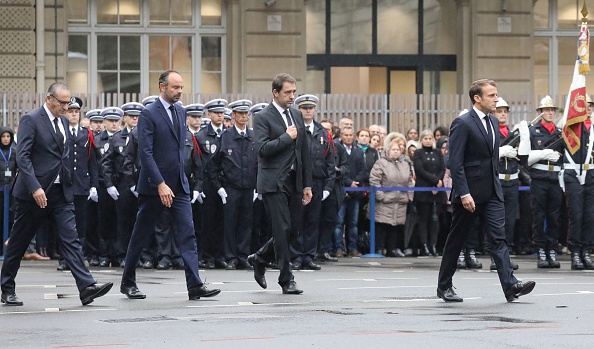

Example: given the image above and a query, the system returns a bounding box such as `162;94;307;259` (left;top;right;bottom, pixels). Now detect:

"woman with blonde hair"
369;139;414;256
413;129;446;256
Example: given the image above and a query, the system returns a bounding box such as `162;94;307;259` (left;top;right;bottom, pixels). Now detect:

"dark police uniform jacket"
101;128;131;189
68;126;98;195
306;121;335;192
93;130;113;183
498;125;521;188
529;121;563;182
208;126;257;191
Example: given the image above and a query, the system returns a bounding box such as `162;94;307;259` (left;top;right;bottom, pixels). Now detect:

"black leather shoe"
57;261;70;271
205;261;215;269
225;261;237;270
504;281;536;302
142;261;154;269
1;293;23;306
291;262;302;270
119;260;125;268
281;281;303;294
199;260;207;268
303;261;321;270
120;284;146;299
188;285;221;300
156;262;170;270
436;287;463;302
80;282;113;305
321;252;338;262
89;258;100;267
215;261;228;269
237;260;252;270
99;260;110;267
247;253;267;289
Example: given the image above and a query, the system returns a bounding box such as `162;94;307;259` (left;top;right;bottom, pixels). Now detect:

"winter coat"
0;127;17;187
413;146;447;203
368;155;414;226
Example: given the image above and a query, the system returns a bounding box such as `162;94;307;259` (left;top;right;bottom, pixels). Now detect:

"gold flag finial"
579;1;590;74
582;2;588;22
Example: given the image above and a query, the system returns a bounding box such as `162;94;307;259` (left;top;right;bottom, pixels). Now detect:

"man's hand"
302;188;313;205
158;182;175;208
217;187;227;204
87;187;98;202
286;125;298;140
107;186;119;201
350;181;359;188
461;195;475;213
32;188;47;208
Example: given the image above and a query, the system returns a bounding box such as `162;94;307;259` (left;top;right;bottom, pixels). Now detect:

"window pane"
534;37;549;97
202;73;221;93
98;72;118;93
202;37;221;71
97;36;118;70
202;0;222;26
378;0;417;54
149;0;170;25
171;0;192;26
306;0;326;54
423;0;455;54
331;0;372;54
120;0;140;25
305;69;325;94
120;36;140;70
120;73;140;93
423;70;456;94
149;72;161;95
149;36;171;70
533;0;549;29
558;37;577;96
67;35;88;94
390;70;416;94
558;0;580;30
67;0;88;24
97;0;118;24
172;36;192;71
178;71;192;95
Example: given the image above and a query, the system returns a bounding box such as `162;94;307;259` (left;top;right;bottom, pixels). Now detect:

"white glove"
253;190;259;202
544;150;561;162
87;187;98;202
257;193;262;201
528;149;554;166
217;187;227;204
130;185;139;198
191;191;199;204
197;191;205;204
518;120;531;156
107;186;119;201
498;145;516;159
322;190;330;201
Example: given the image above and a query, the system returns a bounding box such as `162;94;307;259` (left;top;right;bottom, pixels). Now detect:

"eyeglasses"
50;95;71;107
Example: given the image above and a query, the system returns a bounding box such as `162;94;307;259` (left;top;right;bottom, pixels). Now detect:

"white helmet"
537;95;556;110
496;97;509;109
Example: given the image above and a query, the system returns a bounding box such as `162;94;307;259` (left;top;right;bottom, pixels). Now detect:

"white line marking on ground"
338;285;434;290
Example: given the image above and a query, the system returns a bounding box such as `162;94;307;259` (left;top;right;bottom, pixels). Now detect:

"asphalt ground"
0;254;592;349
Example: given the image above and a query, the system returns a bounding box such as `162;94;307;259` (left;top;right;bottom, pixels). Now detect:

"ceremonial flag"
561;6;590;155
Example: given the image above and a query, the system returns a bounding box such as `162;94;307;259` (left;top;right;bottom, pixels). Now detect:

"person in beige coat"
369;139;414;257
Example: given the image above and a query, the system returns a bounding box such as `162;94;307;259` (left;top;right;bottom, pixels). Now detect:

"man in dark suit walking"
248;73;313;294
120;70;220;301
0;82;113;306
437;79;535;302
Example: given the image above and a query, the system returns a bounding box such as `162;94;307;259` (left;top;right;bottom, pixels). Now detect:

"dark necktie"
307;125;312;135
217;128;223;135
240;131;245;138
53;118;64;145
485;115;493;149
169;105;180;133
71;127;76;138
284;110;293;127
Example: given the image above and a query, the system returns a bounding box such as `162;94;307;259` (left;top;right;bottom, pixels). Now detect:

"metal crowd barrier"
345;185;531;258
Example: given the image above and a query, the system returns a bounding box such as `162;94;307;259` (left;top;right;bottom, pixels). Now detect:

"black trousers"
415;201;439;247
438;196;517;292
291;179;323;263
251;198;271;254
530;178;562;250
255;172;303;286
318;183;343;254
154;209;181;265
1;187;96;294
200;183;225;263
223;187;253;263
97;182;117;262
565;175;594;251
85;199;100;259
115;183;138;260
501;183;519;248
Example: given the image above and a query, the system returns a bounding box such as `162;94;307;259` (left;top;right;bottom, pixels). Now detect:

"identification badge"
210;144;217;153
4;170;11;177
228;149;233;156
118;146;123;153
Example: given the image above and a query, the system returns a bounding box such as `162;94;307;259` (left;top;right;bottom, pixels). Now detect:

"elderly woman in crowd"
369;138;414;257
413;129;446;257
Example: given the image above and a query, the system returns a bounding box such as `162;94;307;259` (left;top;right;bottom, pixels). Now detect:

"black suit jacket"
253;103;312;193
13;105;73;202
447;108;503;204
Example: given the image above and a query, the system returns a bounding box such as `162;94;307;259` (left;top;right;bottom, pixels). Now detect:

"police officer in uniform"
527;96;563;268
208;100;257;270
223;108;233;129
491;97;519;270
85;109;104;266
94;107;124;267
562;94;594;270
58;97;99;271
196;99;228;269
290;95;335;270
101;102;143;268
